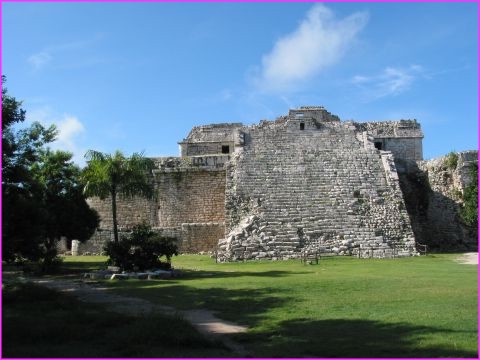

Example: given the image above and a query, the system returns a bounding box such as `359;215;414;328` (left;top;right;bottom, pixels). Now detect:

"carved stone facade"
81;106;476;259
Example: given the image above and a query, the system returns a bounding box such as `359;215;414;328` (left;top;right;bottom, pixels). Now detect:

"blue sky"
2;2;478;165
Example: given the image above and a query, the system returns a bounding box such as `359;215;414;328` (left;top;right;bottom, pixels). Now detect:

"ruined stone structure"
399;151;477;250
80;106;477;259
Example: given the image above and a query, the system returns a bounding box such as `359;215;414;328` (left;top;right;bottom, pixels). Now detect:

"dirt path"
32;278;249;356
454;252;478;265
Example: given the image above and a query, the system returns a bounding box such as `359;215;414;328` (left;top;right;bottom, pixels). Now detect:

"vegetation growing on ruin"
444;151;459;170
460;163;478;228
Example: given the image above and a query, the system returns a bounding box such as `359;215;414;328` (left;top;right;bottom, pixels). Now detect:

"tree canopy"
2;76;99;268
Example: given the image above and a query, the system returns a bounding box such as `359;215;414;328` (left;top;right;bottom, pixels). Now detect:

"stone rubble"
83;268;181;280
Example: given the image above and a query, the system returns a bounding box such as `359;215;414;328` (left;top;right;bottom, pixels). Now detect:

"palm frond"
84;149;107;162
82;155;112;199
82;149;155;200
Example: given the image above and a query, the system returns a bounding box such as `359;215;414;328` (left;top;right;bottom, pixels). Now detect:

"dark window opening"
300;122;305;130
374;142;383;150
222;145;230;154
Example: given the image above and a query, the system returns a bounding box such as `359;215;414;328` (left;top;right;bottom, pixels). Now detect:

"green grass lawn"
2;281;231;358
6;254;477;358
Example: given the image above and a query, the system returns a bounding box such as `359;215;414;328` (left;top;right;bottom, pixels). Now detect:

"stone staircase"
218;121;416;261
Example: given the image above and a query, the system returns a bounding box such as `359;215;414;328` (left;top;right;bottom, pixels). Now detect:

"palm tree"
82;150;155;243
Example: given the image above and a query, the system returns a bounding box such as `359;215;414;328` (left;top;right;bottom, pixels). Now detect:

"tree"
2;76;56;262
82;150;155;243
2;76;99;267
33;150;100;263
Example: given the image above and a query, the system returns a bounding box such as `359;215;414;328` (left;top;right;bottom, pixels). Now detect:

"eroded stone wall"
381;138;423;164
359;120;423;162
183;142;233;156
399;151;477;250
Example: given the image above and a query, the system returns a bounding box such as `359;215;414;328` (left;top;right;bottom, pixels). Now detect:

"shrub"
39;254;64;274
460;163;478;228
444;151;458;170
105;224;178;271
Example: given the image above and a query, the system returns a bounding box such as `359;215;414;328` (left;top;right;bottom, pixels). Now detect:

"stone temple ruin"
79;106;477;260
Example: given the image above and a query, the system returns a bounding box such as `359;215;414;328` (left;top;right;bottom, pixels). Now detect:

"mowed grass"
2;280;231;358
13;254;478;358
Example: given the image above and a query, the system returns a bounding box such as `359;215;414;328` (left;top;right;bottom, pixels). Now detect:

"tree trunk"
111;188;119;243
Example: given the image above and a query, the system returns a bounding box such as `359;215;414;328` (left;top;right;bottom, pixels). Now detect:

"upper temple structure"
79;106;477;259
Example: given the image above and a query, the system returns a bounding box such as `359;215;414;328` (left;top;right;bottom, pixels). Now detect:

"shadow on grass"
239;318;478;358
60;257;314;278
112;282;290;328
3;282;233;358
178;269;311;280
60;260;108;273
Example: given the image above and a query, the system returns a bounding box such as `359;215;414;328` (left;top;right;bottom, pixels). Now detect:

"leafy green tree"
2;76;99;267
33;150;100;265
82;150;155;243
2;77;56;262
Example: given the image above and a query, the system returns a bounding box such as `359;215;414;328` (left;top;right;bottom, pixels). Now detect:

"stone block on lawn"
110;273;129;280
147;270;172;279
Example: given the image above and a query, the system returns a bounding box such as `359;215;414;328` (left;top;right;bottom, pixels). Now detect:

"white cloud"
56;116;85;149
352;65;423;100
26;34;107;71
27;107;86;165
253;4;368;93
28;51;53;70
53;115;86;165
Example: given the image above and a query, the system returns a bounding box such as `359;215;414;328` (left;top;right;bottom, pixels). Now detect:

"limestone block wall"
180;222;225;253
86;195;156;230
179;123;242;156
218;120;416;261
83;166;227;256
156;170;226;227
190;155;230;168
183;142;234;156
359;120;423;162
382;138;423;163
78;229;121;255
